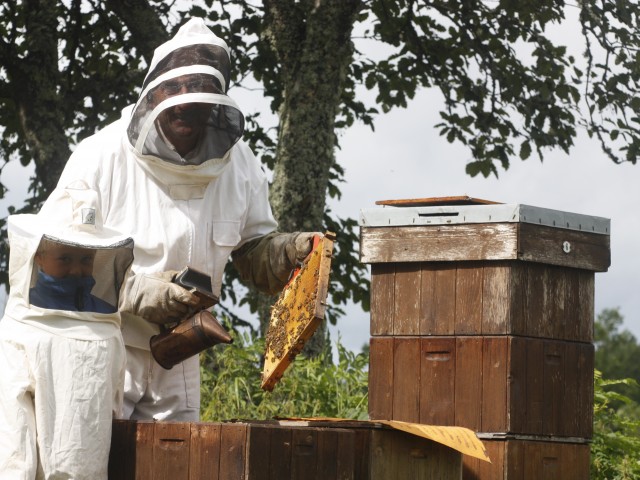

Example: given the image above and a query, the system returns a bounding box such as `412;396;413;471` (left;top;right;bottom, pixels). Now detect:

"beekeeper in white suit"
47;17;319;422
0;181;134;479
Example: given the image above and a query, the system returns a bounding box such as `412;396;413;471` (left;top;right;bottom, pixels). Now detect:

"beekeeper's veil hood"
4;180;134;329
127;17;244;173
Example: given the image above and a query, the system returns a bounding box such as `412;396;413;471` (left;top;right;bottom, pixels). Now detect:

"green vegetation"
591;371;640;479
595;308;640;405
200;327;368;422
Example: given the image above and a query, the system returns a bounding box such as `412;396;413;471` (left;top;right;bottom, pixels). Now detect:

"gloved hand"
285;232;323;266
119;270;200;325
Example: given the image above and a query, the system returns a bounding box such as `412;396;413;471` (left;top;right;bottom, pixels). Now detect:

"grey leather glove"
285;232;323;266
119;270;200;325
231;231;323;295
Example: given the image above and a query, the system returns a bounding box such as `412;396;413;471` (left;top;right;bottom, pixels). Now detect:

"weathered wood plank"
109;420;151;480
523;264;545;338
508;337;527;434
454;337;483;431
563;342;580;439
266;427;292;480
368;429;393;480
543;342;565;436
246;424;272;480
481;263;511;335
418;263;436;334
546;268;566;339
419;337;456;426
370;263;395;335
153;423;191;480
518;222;610;271
392;338;421;423
368;337;393;420
482;337;508;433
578;270;595;342
315;430;338;480
564;268;582;341
219;423;246;478
464;439;590;480
291;429;317;480
577;343;595;439
455;263;483;334
361;223;519;264
432;265;457;334
189;423;221;480
524;339;544;435
393;263;421;335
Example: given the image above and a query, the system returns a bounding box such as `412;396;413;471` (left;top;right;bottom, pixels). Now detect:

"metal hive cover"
360;199;610;235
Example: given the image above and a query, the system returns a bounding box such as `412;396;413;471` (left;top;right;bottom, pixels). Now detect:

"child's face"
35;243;96;279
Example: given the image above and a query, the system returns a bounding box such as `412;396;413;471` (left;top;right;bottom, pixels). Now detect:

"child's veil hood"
3;181;135;337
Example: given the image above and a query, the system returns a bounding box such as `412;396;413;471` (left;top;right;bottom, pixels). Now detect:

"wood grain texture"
370;263;395;335
455;263;483;334
189;423;221;479
518;222;610;271
392;338;421;423
361;223;519;264
153;423;191;480
463;439;590;480
482;263;512;335
219;423;247;478
368;337;393;420
419;337;456;425
454;337;483;431
393;263;422;335
481;337;508;432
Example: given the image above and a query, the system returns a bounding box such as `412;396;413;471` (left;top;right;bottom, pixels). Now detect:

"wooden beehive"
108;419;464;480
463;438;591;479
359;198;611;480
369;336;594;438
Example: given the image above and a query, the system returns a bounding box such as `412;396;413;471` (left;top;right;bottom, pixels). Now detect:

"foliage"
200;325;369;422
594;308;640;404
591;370;640;479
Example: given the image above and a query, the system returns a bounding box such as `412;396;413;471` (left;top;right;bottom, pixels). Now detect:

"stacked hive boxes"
360;198;610;479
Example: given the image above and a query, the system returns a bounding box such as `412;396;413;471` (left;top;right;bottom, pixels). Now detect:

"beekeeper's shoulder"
71;105;132;161
229;139;268;183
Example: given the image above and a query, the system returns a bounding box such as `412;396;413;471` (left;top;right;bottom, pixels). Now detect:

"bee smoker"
150;309;233;370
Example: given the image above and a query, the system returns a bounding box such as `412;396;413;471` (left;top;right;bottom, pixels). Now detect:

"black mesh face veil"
128;43;245;165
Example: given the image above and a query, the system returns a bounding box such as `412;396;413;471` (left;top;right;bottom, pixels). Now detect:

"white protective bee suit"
47;17;316;421
0;181;134;479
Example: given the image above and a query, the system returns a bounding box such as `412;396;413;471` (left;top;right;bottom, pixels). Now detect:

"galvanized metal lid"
359;202;610;235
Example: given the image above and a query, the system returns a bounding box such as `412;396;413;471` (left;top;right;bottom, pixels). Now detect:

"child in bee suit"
0;180;135;480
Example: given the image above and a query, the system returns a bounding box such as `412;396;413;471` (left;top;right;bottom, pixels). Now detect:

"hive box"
361;203;610;343
369;336;594;438
108;419;464;480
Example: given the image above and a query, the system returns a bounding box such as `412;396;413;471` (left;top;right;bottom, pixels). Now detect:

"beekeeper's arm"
119;270;200;324
231;232;321;295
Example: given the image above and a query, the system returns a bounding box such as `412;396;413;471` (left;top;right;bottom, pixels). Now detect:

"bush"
591;370;640;479
200;328;369;422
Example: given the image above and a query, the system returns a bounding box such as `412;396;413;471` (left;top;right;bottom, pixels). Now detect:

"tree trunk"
12;1;72;201
262;0;362;355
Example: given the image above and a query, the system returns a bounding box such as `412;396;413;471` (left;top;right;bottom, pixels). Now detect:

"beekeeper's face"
151;74;220;153
35;243;96;279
